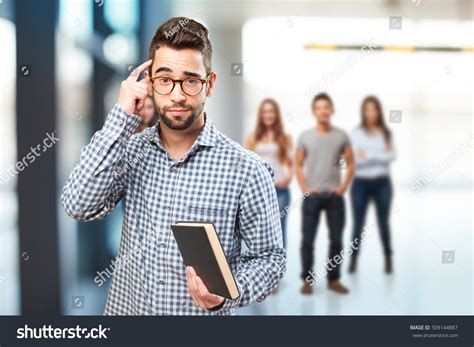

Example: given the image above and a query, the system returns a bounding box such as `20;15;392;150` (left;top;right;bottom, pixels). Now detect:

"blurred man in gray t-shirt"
295;93;354;295
296;127;350;192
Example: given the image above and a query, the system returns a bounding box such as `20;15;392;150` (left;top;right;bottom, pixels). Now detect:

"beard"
155;100;205;131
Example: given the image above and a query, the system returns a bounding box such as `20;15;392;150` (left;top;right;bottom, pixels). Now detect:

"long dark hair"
361;95;391;145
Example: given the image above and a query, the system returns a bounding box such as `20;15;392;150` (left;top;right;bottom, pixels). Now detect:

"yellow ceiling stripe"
386;45;417;52
304;44;338;50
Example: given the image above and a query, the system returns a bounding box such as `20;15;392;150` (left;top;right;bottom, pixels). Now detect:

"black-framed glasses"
150;74;210;96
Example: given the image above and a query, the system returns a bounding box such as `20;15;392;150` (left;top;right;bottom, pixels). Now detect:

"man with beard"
61;17;286;315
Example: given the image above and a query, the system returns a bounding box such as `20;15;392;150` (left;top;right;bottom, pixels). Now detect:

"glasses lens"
182;79;203;96
153;78;174;94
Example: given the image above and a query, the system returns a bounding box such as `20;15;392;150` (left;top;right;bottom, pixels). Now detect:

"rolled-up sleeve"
219;160;287;311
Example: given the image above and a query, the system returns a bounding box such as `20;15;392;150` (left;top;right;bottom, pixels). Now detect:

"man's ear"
205;72;217;97
144;70;153;96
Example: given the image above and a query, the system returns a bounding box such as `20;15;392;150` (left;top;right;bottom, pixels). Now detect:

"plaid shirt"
61;104;286;315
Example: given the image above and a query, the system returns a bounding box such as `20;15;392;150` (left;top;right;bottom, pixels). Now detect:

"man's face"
147;46;216;130
312;99;334;124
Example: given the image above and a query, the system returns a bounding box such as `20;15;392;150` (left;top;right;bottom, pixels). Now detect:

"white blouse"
254;142;287;183
350;127;396;178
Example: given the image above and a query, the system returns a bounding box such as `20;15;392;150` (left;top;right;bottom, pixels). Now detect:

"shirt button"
160;242;166;248
159;280;165;285
166;206;171;210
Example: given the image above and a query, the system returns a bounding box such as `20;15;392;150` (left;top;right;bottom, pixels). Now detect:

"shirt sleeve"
351;129;369;167
61;103;142;221
217;160;286;311
342;130;352;149
296;133;306;151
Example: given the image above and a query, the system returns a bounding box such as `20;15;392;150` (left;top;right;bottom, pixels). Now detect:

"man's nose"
170;82;186;103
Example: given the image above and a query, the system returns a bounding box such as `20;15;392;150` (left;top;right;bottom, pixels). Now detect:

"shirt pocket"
181;203;230;224
179;203;237;256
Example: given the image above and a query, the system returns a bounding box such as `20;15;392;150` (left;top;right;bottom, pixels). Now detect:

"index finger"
127;59;152;81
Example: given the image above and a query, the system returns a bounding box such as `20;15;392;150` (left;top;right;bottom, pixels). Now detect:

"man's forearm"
341;165;355;191
61;104;142;221
295;166;308;192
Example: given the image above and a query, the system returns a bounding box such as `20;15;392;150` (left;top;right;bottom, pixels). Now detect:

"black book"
171;221;240;300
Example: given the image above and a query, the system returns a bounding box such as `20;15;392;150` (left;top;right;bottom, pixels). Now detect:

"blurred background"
0;0;472;315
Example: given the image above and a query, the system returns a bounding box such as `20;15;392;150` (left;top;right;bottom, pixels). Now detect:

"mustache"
162;104;193;112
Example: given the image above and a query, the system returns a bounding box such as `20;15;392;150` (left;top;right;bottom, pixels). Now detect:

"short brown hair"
148;17;213;74
312;92;333;109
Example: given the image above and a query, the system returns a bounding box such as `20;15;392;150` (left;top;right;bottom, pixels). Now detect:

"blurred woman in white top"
349;95;396;274
245;98;293;249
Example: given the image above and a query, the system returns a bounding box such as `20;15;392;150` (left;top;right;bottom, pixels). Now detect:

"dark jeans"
276;187;291;249
301;192;345;282
350;176;393;256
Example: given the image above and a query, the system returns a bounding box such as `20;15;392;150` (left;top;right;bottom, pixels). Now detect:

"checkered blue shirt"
61;104;286;315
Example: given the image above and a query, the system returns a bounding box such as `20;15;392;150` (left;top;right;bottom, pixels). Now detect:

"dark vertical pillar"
76;0;116;278
15;0;60;314
140;0;173;60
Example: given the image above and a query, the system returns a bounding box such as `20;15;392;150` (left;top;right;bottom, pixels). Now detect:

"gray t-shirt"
296;126;351;192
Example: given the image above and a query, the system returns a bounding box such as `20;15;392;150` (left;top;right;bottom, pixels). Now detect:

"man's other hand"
186;266;225;310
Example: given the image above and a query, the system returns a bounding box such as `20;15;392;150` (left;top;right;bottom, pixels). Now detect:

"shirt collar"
149;112;219;151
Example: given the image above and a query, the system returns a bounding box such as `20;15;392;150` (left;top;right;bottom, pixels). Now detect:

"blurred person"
245;98;293;249
348;96;395;274
61;17;285;315
133;96;159;134
295;93;354;295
